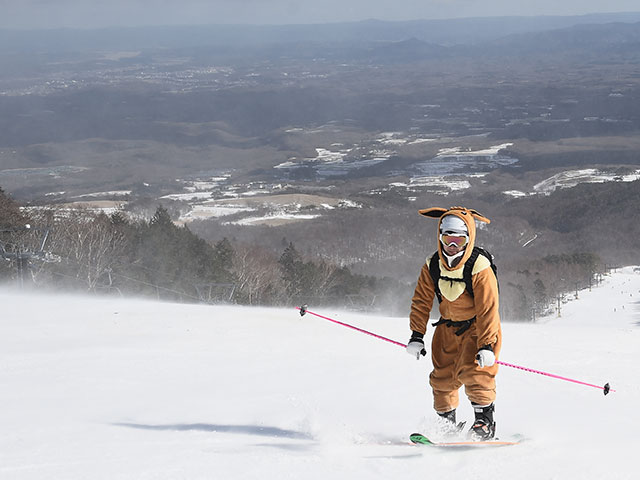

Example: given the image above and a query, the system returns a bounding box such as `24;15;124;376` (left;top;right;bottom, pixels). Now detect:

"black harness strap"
432;316;476;336
463;247;482;298
428;252;443;303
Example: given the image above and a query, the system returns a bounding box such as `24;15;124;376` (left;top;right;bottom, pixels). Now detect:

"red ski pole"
297;305;614;396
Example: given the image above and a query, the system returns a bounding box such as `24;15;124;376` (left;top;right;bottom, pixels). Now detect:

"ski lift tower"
0;224;60;288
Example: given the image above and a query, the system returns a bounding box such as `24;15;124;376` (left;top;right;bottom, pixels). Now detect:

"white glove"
406;341;425;359
475;348;495;368
406;332;426;360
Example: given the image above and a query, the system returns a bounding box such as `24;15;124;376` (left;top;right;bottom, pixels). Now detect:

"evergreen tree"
127;206;238;300
214;238;235;277
149;205;174;229
279;242;303;298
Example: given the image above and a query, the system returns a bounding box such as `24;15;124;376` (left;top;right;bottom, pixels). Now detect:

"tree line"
1;184;611;320
0;189;408;312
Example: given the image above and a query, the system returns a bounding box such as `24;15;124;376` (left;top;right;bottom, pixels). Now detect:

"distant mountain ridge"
2;12;640;54
486;20;640;54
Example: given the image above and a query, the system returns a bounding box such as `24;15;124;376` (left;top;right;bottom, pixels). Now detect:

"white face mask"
442;249;465;267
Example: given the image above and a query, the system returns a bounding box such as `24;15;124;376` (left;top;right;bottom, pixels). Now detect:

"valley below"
2;17;640;316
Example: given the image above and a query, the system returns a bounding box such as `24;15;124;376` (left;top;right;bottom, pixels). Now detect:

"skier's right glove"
406;331;426;360
475;345;495;368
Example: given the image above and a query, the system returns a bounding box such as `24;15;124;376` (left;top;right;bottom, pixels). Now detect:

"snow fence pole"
297;305;614;396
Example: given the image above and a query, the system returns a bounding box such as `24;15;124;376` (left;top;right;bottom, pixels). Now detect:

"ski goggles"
440;232;469;248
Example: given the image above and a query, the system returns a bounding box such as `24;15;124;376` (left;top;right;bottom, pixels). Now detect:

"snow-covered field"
275;147;392;177
533;168;640;194
504;168;640;197
413;143;517;177
1;267;639;479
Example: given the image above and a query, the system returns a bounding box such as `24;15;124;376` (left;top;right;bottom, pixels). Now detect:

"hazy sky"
1;0;639;29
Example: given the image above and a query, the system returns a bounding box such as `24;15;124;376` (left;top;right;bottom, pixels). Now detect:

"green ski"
410;432;521;447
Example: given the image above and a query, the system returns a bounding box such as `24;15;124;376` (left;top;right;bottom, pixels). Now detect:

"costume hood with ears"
418;206;491;272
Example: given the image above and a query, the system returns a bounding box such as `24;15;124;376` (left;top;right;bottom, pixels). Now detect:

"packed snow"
1;267;639;479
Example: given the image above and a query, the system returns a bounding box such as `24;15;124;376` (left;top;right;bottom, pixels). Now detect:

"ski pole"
297;304;406;348
495;360;614;395
297;305;614;396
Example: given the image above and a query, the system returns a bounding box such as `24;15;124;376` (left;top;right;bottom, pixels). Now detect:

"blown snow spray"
297;305;614;396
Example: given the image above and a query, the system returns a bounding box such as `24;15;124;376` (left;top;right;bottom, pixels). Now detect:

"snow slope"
1;267;639;479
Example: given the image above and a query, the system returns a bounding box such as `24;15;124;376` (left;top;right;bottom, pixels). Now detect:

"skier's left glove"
406;331;427;360
475;346;495;368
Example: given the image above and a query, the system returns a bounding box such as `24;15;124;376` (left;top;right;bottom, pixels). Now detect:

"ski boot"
436;409;466;437
469;403;496;440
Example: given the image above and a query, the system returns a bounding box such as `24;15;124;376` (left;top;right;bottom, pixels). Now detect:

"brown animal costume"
410;206;501;414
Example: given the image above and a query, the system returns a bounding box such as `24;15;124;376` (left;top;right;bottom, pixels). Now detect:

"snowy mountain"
1;267;639;479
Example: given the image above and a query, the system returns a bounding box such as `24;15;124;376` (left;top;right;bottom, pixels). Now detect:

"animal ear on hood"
418;207;448;218
468;209;491;224
419;206;491;224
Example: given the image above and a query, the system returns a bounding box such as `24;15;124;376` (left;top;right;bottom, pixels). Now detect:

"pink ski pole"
297;305;614;396
495;360;614;395
297;305;406;348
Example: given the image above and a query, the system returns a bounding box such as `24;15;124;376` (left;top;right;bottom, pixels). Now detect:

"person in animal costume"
406;206;501;440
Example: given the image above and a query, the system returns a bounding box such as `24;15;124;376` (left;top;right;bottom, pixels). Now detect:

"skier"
406;206;501;440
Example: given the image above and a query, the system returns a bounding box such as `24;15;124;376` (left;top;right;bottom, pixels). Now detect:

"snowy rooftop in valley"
1;266;639;479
